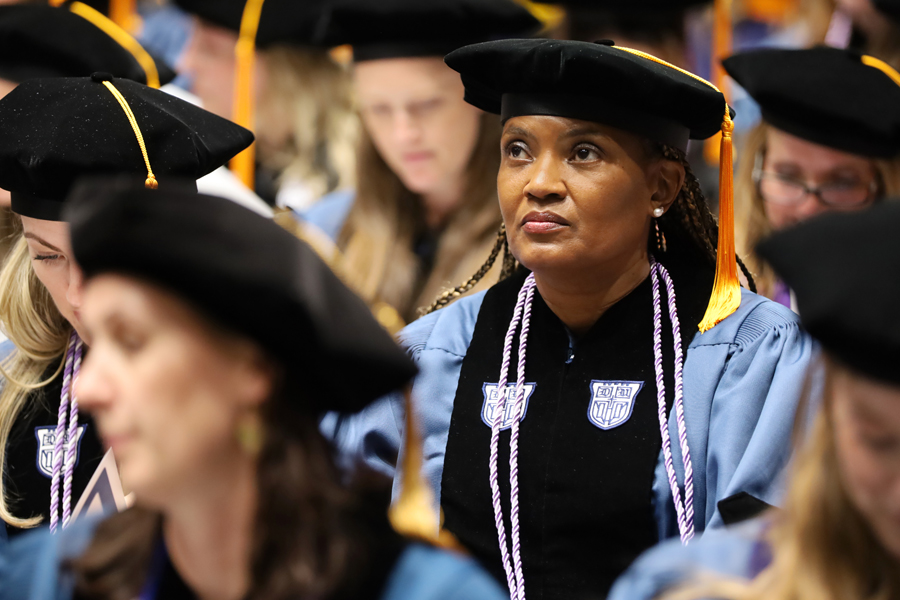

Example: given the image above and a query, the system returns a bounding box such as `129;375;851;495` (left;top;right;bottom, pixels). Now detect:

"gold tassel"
230;0;266;189
389;388;463;552
698;108;741;332
108;0;138;32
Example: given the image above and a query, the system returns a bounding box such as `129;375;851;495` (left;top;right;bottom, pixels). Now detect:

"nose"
393;109;422;146
794;191;830;221
66;263;85;310
523;151;567;202
74;351;113;413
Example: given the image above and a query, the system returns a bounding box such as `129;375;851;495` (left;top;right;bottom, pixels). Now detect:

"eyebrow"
23;233;64;254
561;125;607;139
503;125;533;139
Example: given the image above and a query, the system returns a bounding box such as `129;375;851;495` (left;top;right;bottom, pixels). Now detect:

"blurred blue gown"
0;516;509;600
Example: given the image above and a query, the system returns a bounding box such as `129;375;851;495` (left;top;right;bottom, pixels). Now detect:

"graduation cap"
0;3;174;88
445;38;741;331
757;202;900;385
0;73;254;221
65;179;418;413
723;46;900;159
316;0;542;62
528;0;710;9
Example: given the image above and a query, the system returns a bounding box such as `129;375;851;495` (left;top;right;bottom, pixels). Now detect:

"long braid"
736;255;757;294
423;224;513;315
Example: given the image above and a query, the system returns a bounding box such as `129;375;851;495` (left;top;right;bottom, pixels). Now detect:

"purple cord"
489;274;535;597
62;338;85;529
508;281;535;600
489;263;697;597
650;259;695;544
49;331;78;533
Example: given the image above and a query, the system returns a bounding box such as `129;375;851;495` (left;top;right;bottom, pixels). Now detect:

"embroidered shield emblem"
587;381;644;430
481;382;537;430
34;425;87;479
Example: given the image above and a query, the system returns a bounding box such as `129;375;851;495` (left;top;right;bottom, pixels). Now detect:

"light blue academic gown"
0;517;509;600
607;518;770;600
323;288;817;542
296;189;355;242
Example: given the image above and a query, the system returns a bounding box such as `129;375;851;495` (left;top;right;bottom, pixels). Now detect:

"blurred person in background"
0;181;508;600
0;75;252;543
610;201;900;600
174;0;358;212
302;0;540;326
725;46;900;305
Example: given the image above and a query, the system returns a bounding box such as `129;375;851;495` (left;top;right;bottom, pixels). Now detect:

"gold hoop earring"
236;412;265;457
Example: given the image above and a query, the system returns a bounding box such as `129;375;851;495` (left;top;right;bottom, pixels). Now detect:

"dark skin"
498;115;685;336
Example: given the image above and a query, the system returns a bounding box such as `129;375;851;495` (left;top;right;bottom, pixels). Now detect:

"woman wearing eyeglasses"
728;46;900;307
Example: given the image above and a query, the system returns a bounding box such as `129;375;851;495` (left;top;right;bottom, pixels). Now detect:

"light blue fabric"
0;340;15;363
382;544;510;600
0;518;101;600
295;189;356;242
0;520;507;600
327;288;818;540
608;519;768;600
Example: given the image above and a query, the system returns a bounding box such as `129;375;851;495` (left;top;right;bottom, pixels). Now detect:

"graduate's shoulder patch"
587;381;644;430
34;424;88;478
481;382;536;430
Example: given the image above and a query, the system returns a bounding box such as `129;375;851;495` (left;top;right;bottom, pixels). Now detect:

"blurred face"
832;363;900;561
20;217;89;342
354;57;481;201
498;115;682;279
0;77;17;208
76;275;272;508
760;127;879;231
178;18;267;121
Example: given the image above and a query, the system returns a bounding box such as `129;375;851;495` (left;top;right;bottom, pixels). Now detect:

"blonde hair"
0;234;71;528
255;46;358;202
666;358;900;600
336;112;503;323
735;122;900;299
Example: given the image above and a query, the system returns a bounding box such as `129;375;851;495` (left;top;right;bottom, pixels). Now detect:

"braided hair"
424;143;756;315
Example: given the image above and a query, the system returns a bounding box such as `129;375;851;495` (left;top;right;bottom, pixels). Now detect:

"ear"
649;158;685;216
233;345;276;409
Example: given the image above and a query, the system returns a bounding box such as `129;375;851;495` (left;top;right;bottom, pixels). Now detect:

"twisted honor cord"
489;263;696;598
49;331;84;533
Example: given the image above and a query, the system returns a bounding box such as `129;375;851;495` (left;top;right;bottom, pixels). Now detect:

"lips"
521;211;570;234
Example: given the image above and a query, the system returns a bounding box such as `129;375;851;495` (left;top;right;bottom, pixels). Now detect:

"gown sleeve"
0;518;101;600
653;292;819;539
607;519;770;600
380;544;510;600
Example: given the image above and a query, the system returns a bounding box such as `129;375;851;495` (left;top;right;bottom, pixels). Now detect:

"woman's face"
20;216;89;342
761;127;878;231
178;18;267;121
354;57;482;200
76;275;272;507
498;115;681;279
832;363;900;561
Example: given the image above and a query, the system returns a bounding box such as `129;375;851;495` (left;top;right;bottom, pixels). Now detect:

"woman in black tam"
328;39;818;599
0;181;509;600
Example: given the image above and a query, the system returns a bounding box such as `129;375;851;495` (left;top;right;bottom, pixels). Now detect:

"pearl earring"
653;207;665;217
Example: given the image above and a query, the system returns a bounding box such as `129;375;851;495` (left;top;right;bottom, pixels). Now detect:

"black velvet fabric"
723;46;900;158
758;202;900;385
445;38;729;144
316;0;540;60
0;5;175;86
65;181;417;414
0;74;253;220
172;0;328;48
441;250;713;600
4;361;105;540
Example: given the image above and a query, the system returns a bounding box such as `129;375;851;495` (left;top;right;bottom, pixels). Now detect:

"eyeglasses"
753;169;878;208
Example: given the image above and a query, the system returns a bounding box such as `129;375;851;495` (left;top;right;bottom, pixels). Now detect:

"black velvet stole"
440;249;714;600
5;359;104;539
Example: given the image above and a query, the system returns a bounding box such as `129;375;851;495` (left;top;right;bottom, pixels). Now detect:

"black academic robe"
440;251;713;600
4;360;104;540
